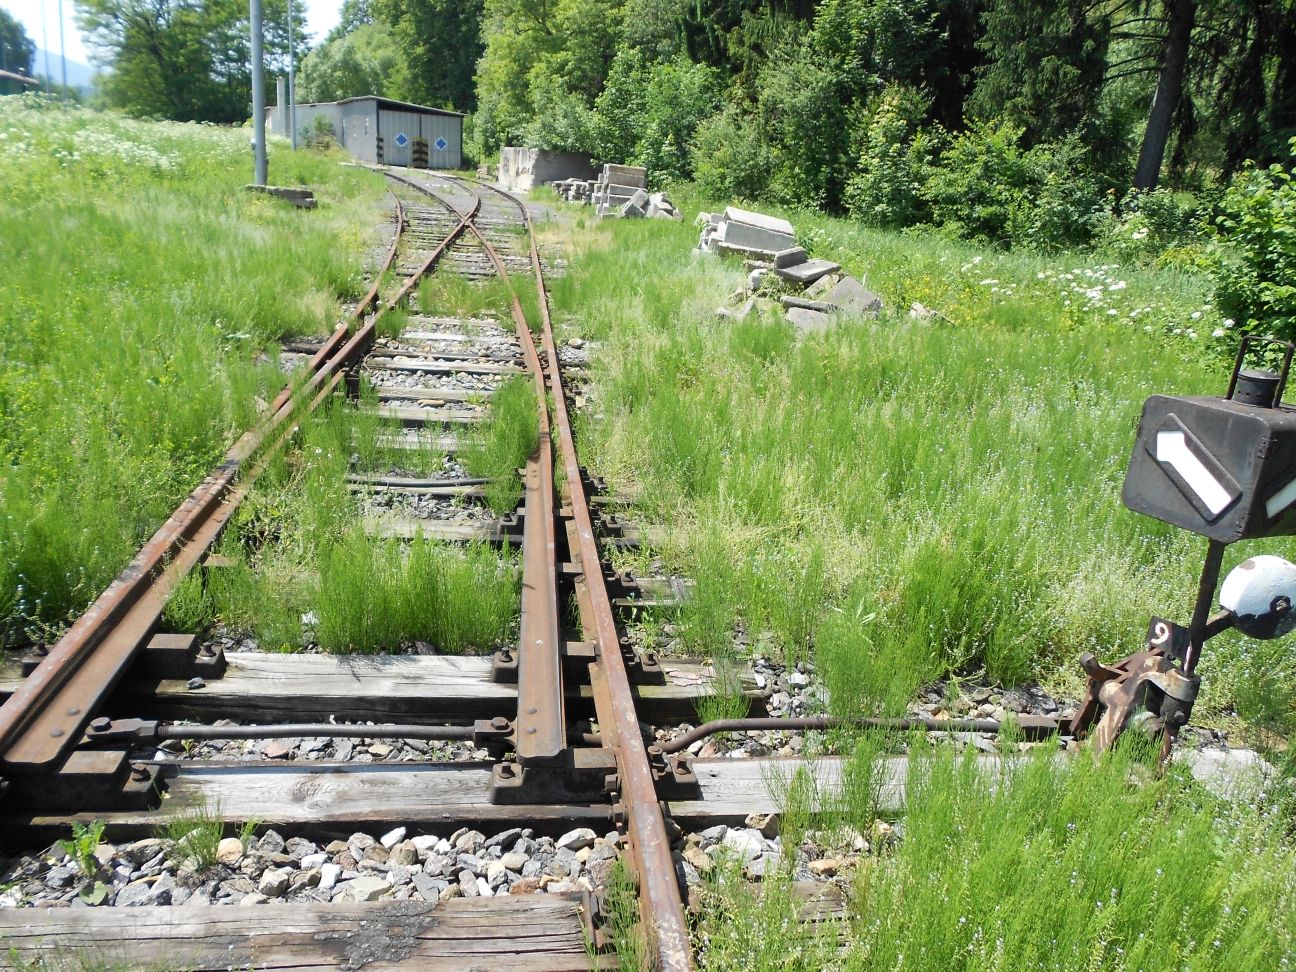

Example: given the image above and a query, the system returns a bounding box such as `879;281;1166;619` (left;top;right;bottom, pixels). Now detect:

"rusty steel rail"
384;169;566;766
456;174;697;971
0;191;476;773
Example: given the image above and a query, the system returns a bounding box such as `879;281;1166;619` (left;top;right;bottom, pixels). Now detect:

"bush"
690;105;773;202
523;73;597;153
592;51;720;184
921;121;1107;251
1009;135;1106;252
844;86;938;228
1212;144;1296;340
756;46;852;210
1099;187;1206;264
920;119;1033;245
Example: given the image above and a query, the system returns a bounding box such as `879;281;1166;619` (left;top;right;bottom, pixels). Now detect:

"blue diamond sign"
434;137;448;151
394;131;409;147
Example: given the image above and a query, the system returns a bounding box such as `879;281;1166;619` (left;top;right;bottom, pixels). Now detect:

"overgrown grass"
315;533;518;653
417;273;512;318
693;739;1296;971
462;375;540;515
548;195;1281;727
191;394;522;654
0;97;388;645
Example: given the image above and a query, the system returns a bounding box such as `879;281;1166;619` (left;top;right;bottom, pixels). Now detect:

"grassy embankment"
543;190;1296;967
0;99;530;656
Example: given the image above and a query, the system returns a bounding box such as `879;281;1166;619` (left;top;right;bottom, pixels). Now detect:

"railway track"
0;168;774;971
0;169;1265;971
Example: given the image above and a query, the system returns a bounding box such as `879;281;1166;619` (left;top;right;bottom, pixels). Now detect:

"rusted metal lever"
1069;612;1228;754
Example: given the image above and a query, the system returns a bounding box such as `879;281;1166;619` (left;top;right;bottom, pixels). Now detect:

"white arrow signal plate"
1146;415;1241;522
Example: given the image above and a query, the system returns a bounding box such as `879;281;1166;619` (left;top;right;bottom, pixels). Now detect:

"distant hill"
34;50;97;91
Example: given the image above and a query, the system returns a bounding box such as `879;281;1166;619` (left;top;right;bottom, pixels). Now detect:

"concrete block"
620;200;647;218
824;275;883;316
602;163;648;188
785;306;832;332
714;208;795;255
722;207;794;236
773;246;809;269
670;208;683;221
773;259;842;286
629;188;649;208
804;273;841;298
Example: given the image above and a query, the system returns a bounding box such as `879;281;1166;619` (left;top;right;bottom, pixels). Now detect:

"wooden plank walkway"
0;894;608;971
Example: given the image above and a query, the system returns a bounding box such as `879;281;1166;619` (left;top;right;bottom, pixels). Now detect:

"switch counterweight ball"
1219;555;1296;639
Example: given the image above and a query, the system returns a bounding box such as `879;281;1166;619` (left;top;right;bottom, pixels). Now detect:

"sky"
2;0;342;68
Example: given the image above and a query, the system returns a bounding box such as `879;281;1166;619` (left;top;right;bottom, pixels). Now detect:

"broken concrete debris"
547;163;683;220
702;206;883;333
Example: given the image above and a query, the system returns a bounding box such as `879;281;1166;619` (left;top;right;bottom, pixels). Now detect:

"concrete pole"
287;0;297;149
57;0;67;96
40;0;50;94
250;0;267;185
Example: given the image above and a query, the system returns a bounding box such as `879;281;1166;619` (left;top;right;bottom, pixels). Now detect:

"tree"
1133;0;1195;188
0;8;36;77
75;0;306;123
374;0;483;110
971;0;1110;146
297;21;399;102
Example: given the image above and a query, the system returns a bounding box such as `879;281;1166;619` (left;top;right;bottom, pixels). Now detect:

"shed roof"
336;96;465;119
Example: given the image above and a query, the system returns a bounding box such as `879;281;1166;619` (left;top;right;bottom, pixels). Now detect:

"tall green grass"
693;739;1296;971
0;97;387;644
315;533;518;653
548;200;1278;724
462;376;540;514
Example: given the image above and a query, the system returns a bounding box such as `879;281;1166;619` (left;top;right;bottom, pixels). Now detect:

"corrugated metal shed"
267;95;464;169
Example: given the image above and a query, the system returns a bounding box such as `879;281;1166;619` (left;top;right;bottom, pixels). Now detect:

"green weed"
56;821;105;877
157;805;224;873
315;532;518;653
0;100;387;644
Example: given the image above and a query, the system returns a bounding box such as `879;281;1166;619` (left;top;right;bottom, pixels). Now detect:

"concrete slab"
722;207;793;236
717;298;758;321
786;306;832;332
773;246;809;269
629;187;649;208
773;259;842;286
805;273;841;298
620;200;646;218
825;275;883;316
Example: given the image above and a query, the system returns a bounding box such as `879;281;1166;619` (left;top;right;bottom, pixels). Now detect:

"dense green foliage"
296;21;399;103
74;0;306;122
1212;145;1296;339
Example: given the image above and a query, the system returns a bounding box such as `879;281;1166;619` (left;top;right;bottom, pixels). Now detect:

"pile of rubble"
701;207;883;333
548;163;683;220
